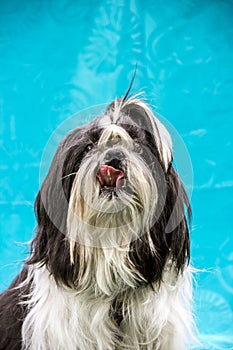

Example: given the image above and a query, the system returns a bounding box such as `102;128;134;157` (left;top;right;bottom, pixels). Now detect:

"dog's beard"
66;150;160;294
67;150;158;248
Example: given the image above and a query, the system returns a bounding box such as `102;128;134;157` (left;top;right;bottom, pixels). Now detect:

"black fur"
0;268;30;350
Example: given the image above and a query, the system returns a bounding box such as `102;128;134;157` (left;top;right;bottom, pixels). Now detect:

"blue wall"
0;1;233;348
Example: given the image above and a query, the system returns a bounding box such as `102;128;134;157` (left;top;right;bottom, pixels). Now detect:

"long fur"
0;96;195;350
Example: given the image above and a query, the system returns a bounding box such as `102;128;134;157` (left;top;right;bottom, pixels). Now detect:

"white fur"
21;262;195;350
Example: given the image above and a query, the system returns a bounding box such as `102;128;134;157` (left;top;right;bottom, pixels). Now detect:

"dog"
0;94;195;350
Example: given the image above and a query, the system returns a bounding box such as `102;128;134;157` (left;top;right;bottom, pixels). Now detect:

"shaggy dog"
0;94;195;349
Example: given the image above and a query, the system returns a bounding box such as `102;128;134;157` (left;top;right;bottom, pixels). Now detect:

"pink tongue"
96;165;124;187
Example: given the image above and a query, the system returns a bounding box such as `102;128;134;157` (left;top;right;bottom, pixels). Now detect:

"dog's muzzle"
96;149;126;188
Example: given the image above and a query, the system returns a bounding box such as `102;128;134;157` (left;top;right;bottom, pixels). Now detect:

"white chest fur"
21;263;194;350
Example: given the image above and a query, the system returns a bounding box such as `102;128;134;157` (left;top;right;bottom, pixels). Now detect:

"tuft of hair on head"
108;66;138;123
122;65;138;103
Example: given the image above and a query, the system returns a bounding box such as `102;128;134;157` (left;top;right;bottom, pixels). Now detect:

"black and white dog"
0;95;195;349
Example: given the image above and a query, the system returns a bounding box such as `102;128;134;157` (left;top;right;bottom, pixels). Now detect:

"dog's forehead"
120;104;149;128
90;100;148;130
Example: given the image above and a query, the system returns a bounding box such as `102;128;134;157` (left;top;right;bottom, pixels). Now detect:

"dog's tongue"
96;165;124;187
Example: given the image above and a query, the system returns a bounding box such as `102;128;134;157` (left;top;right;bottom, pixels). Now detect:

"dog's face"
66;99;172;251
29;98;191;291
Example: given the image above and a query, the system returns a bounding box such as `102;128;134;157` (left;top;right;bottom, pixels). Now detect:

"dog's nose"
97;150;126;188
103;150;125;169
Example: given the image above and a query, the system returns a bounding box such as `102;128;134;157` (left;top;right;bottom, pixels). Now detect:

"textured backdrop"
0;0;233;349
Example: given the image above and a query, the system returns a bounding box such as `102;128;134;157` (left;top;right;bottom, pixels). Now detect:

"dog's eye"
85;144;94;152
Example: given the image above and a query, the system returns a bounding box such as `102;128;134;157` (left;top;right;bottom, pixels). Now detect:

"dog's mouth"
96;165;125;189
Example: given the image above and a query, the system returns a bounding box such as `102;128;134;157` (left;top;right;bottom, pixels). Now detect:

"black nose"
103;150;125;169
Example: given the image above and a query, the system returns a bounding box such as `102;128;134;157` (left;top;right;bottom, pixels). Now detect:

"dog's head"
28;97;191;291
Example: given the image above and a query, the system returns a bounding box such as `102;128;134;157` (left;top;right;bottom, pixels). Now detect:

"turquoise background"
0;1;233;348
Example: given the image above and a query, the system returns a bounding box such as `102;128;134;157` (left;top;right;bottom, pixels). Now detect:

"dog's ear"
129;164;191;285
27;127;86;286
164;164;191;272
27;152;74;286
